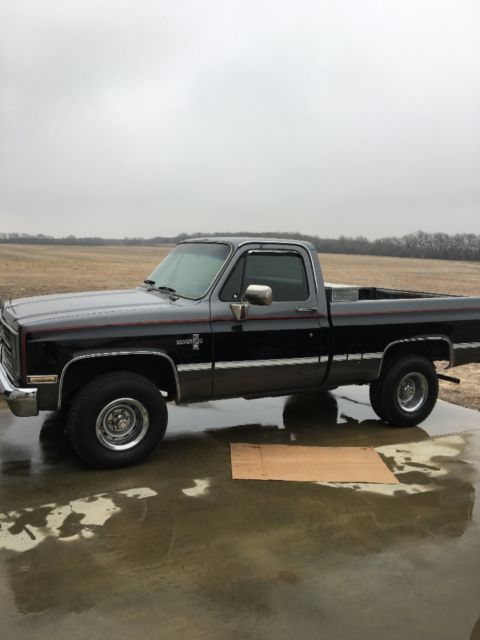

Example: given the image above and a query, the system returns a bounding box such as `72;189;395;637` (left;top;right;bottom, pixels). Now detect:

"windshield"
146;243;231;299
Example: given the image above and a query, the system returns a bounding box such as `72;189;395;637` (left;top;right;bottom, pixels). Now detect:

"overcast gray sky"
1;0;479;239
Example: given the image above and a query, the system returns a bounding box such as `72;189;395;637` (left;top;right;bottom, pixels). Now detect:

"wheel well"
378;339;452;377
60;354;179;407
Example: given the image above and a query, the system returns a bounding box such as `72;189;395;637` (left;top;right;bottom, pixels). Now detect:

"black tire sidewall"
68;373;167;468
369;381;387;421
381;356;438;427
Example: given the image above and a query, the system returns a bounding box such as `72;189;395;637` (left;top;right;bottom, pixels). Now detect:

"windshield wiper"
155;285;176;293
143;281;179;300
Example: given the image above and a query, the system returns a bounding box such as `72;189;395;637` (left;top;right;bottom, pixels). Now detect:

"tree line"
1;230;480;261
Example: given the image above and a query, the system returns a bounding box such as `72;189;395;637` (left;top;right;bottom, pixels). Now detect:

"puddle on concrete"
182;478;211;498
316;434;467;495
0;488;157;552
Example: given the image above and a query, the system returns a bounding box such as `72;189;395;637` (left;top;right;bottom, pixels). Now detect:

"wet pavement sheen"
1;386;480;639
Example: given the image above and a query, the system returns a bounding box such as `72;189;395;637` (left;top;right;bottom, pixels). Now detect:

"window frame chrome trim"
236;241;319;294
241;248;311;302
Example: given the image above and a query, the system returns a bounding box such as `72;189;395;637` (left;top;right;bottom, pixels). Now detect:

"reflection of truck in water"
1;237;480;468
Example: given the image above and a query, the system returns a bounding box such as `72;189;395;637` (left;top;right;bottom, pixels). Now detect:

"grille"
1;316;18;379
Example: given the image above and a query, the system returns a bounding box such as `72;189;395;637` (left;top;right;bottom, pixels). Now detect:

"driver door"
210;244;326;398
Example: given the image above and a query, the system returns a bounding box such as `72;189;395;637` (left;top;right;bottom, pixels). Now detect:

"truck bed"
325;283;456;302
325;283;480;379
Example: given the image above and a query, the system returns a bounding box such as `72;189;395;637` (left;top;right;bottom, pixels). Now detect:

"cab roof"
181;236;316;251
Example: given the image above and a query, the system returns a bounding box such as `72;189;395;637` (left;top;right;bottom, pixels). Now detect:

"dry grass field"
0;244;479;411
0;244;172;298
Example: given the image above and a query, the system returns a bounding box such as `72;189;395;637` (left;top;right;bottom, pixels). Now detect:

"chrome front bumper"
0;351;38;417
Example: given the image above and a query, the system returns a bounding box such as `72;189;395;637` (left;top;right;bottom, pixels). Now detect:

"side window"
220;252;309;302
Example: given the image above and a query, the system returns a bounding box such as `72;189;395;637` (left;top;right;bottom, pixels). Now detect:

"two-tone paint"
1;237;480;418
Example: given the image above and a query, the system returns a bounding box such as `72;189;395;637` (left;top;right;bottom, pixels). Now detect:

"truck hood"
3;288;199;331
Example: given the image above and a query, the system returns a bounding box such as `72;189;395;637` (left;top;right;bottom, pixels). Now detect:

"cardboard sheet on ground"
230;443;399;484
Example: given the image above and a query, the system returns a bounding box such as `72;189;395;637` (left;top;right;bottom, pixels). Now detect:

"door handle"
295;307;317;313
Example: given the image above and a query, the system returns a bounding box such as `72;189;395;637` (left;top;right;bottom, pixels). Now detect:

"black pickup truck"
1;237;480;467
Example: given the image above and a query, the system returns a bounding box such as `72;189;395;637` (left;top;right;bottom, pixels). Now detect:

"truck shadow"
282;391;432;447
35;390;434;468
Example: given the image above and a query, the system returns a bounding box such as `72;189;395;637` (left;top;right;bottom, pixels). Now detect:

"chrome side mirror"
244;284;273;306
229;285;273;322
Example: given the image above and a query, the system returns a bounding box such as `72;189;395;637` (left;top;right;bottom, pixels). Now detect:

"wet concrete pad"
1;385;480;640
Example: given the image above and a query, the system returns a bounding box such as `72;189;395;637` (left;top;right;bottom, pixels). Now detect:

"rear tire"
370;355;438;427
67;371;168;468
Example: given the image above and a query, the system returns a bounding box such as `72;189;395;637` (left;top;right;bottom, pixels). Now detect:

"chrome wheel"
396;372;428;413
95;397;149;451
68;372;168;468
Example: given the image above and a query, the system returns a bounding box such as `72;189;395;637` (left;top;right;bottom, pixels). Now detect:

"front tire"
370;355;438;427
67;372;168;468
369;381;387;421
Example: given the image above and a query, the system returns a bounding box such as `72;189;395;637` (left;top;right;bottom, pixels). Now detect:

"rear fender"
376;336;454;378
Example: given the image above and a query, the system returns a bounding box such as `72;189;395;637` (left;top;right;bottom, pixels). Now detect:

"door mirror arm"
230;302;250;322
